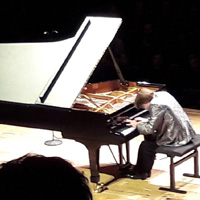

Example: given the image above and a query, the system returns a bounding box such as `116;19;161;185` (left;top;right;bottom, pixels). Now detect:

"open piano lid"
0;16;122;108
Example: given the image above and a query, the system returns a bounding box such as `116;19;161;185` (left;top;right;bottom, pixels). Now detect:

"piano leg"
118;144;123;165
118;142;132;169
77;140;107;192
126;141;130;163
87;144;100;183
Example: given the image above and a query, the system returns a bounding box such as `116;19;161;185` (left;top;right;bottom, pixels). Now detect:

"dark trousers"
134;135;159;174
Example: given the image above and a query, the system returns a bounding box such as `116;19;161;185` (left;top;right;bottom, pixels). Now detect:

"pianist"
125;88;196;180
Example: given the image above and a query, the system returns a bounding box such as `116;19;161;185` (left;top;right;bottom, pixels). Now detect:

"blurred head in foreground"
0;154;93;200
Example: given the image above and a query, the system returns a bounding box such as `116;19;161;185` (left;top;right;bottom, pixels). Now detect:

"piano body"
0;16;164;189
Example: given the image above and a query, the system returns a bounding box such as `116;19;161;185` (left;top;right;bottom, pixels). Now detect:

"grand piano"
0;16;164;191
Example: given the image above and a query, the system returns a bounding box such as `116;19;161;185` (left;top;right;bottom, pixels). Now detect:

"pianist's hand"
125;117;149;128
125;119;138;128
116;116;129;123
134;117;149;123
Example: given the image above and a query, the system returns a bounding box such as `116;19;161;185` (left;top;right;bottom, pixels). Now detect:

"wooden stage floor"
0;108;200;199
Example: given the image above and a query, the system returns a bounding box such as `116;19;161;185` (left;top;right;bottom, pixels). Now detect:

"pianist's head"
0;154;93;200
135;88;154;110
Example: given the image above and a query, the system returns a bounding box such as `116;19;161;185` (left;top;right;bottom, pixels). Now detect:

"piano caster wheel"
93;182;107;193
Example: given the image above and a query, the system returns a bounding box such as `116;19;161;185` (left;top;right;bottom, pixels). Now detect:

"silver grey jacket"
137;91;196;146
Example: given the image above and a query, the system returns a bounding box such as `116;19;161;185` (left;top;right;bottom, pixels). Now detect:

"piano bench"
155;134;200;194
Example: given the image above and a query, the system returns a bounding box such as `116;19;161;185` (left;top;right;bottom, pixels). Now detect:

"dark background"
0;0;200;109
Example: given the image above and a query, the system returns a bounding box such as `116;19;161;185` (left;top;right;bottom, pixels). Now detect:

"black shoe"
147;171;151;178
119;164;135;175
126;172;149;180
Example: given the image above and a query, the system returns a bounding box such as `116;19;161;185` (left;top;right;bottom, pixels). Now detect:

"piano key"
117;126;136;136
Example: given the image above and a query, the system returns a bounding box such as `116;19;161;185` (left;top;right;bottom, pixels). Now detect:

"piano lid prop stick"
108;46;128;86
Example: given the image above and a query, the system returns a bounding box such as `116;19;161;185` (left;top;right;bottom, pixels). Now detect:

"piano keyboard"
116;126;136;136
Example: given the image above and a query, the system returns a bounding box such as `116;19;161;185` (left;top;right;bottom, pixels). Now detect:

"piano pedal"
119;162;132;170
93;182;107;193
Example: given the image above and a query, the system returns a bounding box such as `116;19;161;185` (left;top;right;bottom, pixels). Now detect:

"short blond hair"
135;88;154;109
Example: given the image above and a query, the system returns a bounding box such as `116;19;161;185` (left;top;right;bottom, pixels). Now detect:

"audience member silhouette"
0;154;93;200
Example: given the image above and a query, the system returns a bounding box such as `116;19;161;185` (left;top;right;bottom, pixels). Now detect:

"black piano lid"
0;16;122;108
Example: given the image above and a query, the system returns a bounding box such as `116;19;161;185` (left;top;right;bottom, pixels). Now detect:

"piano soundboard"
73;81;158;114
